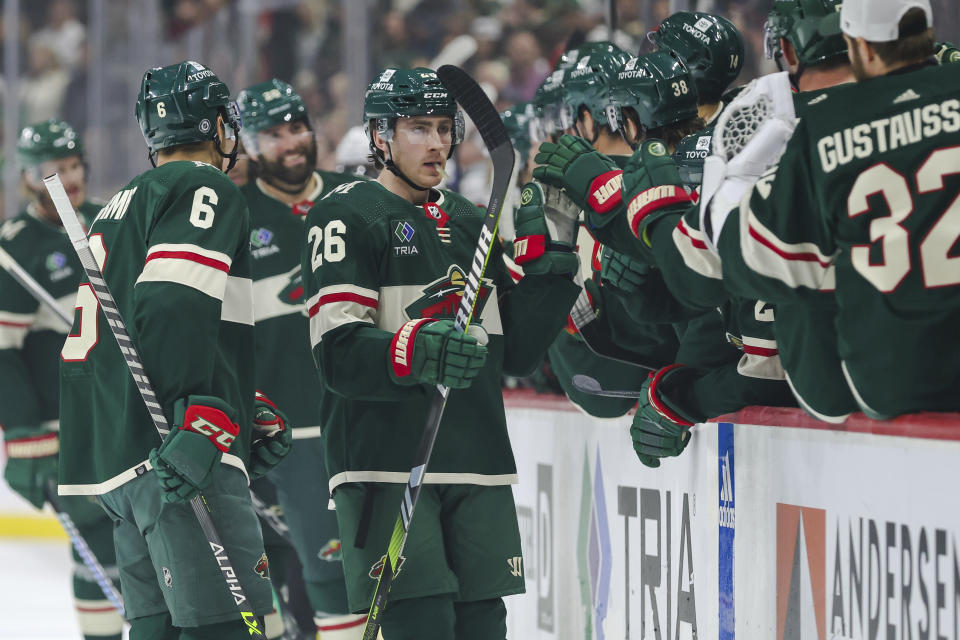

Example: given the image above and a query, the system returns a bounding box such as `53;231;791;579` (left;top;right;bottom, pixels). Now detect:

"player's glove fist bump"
600;247;651;294
512;182;579;277
630;365;699;468
149;396;240;503
248;391;293;481
389;319;488;389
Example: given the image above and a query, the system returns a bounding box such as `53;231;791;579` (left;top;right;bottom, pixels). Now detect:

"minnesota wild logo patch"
405;265;493;321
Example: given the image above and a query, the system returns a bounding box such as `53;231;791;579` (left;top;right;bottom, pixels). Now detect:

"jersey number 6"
308;220;347;270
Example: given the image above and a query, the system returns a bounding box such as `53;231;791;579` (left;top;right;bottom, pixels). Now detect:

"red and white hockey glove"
248;391;293;480
388;319;488;389
149;396;239;503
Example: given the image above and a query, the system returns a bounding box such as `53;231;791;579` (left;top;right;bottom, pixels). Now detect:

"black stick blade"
437;65;510;151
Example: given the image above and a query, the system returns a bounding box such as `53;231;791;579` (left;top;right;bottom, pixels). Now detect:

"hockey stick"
571;373;643;399
568;277;656;371
360;64;514;640
43;175;266;637
0;245;73;326
44;482;125;616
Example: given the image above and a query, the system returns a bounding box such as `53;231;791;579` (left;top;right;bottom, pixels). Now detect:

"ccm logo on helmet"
423;93;448;99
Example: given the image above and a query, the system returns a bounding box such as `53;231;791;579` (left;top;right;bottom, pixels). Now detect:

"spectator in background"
20;41;70;123
502;30;550;103
30;0;85;71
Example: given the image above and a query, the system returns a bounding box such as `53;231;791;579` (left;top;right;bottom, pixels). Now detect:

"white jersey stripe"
0;310;34;349
741;203;836;291
59;453;248;495
136;258;229;301
221;276;254;326
673;219;722;280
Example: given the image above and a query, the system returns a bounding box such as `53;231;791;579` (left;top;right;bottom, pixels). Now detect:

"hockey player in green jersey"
236;78;366;638
616;0;854;434
0;120;123;640
525;44;685;418
301;67;579;639
708;0;960;419
58;61;286;638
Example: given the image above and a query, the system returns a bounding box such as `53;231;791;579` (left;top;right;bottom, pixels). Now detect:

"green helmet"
606;51;699;137
650;12;745;104
17;119;83;169
764;0;846;67
135;60;241;165
500;103;536;166
533;67;573;137
236;78;309;154
363;67;464;160
561;42;631;133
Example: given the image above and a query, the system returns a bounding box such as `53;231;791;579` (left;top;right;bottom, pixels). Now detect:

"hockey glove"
630;365;700;468
600;247;651;294
621;139;695;263
389;319;488;389
149;396;240;503
2;427;58;509
248;391;293;481
534;134;624;213
512;182;580;276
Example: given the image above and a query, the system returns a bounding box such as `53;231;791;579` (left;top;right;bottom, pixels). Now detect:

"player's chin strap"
384;142;432;192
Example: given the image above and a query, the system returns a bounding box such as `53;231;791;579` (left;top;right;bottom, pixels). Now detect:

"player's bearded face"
389;116;453;187
256;120;318;186
33;155;86;213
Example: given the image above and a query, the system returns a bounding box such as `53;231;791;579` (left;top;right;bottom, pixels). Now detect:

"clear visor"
224;101;242;140
379;114;463;146
763;21;779;60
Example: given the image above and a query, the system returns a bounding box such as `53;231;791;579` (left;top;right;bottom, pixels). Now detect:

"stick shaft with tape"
43;174;265;636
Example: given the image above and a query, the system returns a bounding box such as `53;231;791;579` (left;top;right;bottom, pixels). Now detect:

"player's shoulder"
0;211;35;246
147;161;242;201
310;177;384;227
436;188;483;219
316;169;367;197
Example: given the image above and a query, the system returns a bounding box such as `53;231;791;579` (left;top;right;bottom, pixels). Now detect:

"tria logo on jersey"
250;227;280;259
393;220;419;256
405;265;492;322
45;251;74;282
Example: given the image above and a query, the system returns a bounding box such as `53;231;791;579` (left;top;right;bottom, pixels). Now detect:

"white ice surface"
0;538;127;640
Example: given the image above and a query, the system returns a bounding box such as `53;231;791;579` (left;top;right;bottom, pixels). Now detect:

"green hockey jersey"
301;180;578;493
0;202;99;432
243;171;358;437
717;62;960;419
59;161;257;495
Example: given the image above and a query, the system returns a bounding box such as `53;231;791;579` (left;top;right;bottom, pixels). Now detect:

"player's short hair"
644;115;706;151
869;8;936;67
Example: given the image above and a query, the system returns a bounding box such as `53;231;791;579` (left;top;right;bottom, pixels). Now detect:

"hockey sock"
128;612;178;640
453;598;507;640
314;612;367;639
380;594;455;640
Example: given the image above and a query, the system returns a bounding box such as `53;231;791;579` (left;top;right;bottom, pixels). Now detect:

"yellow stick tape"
0;514;67;540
